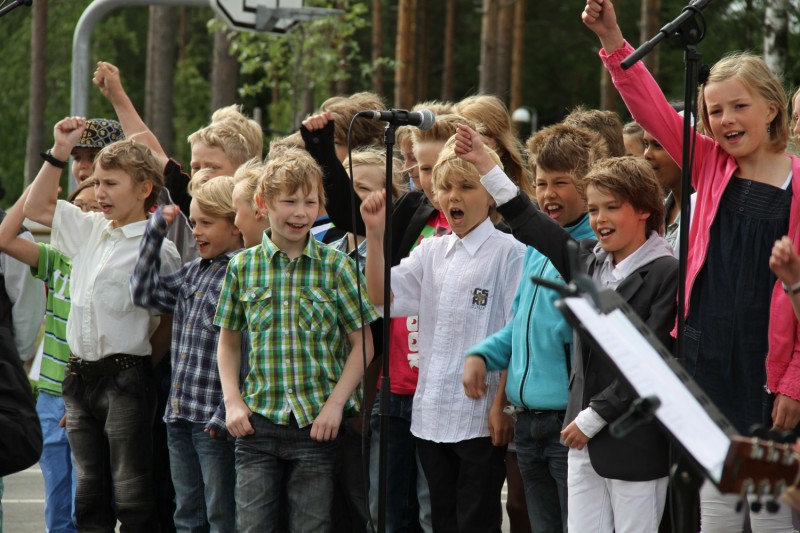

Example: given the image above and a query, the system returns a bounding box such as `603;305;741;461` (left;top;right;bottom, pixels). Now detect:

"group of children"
5;1;800;532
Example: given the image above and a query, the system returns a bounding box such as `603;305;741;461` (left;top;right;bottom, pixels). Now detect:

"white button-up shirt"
51;200;181;361
388;217;525;443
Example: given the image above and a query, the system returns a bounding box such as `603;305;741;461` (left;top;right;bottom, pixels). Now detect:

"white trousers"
700;479;795;532
566;446;668;533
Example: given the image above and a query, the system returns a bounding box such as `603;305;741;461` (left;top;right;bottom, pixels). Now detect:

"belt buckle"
66;356;82;374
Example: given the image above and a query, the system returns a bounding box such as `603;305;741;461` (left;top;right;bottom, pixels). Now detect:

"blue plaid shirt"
131;208;242;435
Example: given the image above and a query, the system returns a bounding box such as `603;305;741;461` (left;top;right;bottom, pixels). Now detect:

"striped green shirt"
32;243;72;396
214;231;378;427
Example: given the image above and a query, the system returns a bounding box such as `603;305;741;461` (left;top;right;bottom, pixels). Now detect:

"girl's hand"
772;393;800;431
302;110;334;132
581;0;625;53
359;189;386;232
52;117;87;159
770;236;800;287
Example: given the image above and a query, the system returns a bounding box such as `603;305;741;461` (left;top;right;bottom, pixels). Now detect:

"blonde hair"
256;146;326;207
527;124;609;198
432;136;501;223
188;105;264;167
454;95;533;197
320;92;387;148
584;157;665;236
232;159;264;212
563;106;625;158
622;121;644;138
190;175;238;225
414;100;454;115
698;52;788;153
411;113;466;147
187;168;219;194
93;139;164;211
267;132;305;160
343;147;405;200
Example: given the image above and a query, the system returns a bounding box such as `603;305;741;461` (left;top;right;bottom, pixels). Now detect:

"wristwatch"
40;149;67;169
782;280;800;295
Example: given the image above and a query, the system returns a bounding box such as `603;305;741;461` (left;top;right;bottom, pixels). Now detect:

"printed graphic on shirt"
471;288;489;309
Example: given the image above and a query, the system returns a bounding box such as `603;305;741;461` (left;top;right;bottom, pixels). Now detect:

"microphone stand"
0;0;32;18
376;123;397;533
621;3;712;531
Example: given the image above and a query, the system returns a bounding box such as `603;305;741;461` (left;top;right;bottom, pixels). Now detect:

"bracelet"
39;149;67;169
782;280;800;295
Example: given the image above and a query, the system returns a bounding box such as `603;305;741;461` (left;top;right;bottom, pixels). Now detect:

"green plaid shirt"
214;231;378;427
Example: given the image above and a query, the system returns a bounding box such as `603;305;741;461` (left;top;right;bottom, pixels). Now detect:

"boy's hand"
462;355;488;399
770;236;800;287
225;398;255;438
488;403;514;446
582;0;625;52
160;205;181;227
454;124;496;175
310;401;342;442
302;110;334;132
52;117;88;160
561;420;590;450
93;61;125;103
360;189;386;233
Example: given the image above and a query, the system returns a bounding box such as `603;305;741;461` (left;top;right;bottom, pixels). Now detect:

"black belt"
67;353;145;377
522;409;566;416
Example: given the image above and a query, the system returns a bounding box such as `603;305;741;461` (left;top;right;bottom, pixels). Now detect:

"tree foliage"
0;0;798;207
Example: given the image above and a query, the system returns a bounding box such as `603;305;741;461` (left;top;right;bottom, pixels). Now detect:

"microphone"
357;109;436;131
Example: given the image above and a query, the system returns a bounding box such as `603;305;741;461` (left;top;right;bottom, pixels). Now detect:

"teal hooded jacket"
469;214;594;409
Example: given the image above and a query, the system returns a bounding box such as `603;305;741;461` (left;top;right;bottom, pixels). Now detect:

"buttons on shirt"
287;388;293;394
283;300;289;306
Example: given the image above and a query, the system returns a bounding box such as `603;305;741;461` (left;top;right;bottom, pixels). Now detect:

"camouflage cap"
75;118;124;149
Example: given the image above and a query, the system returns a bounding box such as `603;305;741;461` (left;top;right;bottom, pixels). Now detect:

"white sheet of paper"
564;297;730;482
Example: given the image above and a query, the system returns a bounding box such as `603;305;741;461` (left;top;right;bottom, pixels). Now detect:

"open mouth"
449;208;464;223
597;228;615;240
99;203;112;213
544;203;563;219
196;240;209;250
287;222;306;231
724;131;744;141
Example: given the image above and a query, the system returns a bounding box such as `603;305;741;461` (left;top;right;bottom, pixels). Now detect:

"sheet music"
564;297;730;482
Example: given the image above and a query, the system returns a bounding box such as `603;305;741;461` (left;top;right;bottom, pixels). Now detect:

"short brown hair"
256;146;326;207
320;92;387;148
698;51;789;153
563;106;625;157
583;156;665;236
188;105;264;167
527;124;609;197
93;139;164;212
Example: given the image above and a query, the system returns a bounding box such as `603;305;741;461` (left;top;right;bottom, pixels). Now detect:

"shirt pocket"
96;268;135;314
298;287;336;333
180;282;219;332
240;286;272;331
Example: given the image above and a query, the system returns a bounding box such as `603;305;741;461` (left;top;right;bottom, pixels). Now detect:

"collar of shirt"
101;218;148;240
260;228;322;262
593;231;674;289
444;216;494;257
200;248;243;268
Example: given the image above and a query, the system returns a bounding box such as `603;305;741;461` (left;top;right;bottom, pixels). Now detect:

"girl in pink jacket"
584;1;800;531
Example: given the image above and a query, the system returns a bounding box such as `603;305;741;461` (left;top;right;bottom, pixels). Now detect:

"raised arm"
0;188;42;268
24;117;86;227
361;189;391;306
301;113;365;236
93;61;169;168
454;124;575;279
130;206;186;314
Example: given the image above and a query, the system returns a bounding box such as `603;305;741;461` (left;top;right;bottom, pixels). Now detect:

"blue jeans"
368;392;432;533
37;392;77;533
62;364;158;532
167;420;235;533
234;413;340;533
515;410;568;533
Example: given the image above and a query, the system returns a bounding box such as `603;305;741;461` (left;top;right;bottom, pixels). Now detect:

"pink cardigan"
601;42;800;400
